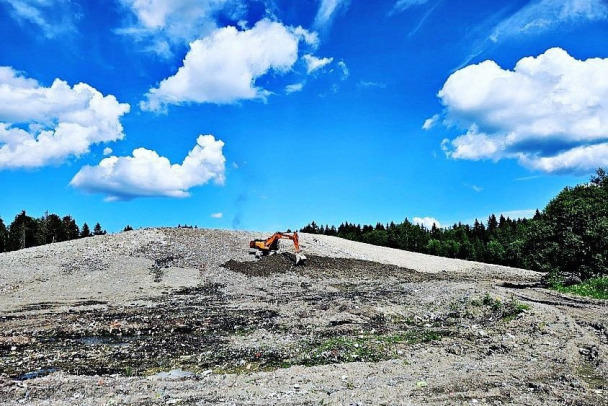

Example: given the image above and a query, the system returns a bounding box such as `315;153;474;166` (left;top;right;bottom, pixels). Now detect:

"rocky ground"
0;228;606;405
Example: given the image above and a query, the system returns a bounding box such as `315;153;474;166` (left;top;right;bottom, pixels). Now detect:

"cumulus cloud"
211;212;223;218
142;19;314;110
117;0;246;56
438;48;608;174
1;0;80;38
293;26;320;48
0;67;130;169
413;216;441;229
313;0;350;30
103;147;113;156
303;54;333;74
491;0;608;42
441;127;498;160
70;135;226;201
520;143;608;174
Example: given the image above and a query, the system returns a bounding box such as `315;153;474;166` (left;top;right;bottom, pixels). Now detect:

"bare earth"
0;228;606;405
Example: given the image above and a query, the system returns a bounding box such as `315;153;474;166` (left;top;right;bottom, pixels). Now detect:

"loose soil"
0;229;606;405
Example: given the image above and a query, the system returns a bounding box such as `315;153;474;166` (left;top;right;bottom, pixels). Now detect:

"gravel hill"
0;228;606;405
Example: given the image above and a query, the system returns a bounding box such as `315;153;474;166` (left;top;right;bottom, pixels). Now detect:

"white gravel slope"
0;228;540;314
299;233;540;278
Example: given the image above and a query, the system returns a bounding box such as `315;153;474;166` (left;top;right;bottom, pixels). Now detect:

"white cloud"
515;175;542;181
70;135;226;201
313;0;350;30
293;26;320;48
117;0;246;56
0;67;130;169
491;0;608;42
390;0;430;15
438;48;608;174
1;0;79;38
103;147;113;156
358;80;386;89
211;212;223;218
285;82;305;94
441;128;499;161
303;54;333;74
422;114;439;130
413;216;441;229
337;60;349;80
142;19;312;110
519;142;608;174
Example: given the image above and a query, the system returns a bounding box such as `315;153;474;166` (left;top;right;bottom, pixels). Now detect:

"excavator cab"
249;231;306;265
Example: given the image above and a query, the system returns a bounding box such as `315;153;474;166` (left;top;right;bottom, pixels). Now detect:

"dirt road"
0;228;606;405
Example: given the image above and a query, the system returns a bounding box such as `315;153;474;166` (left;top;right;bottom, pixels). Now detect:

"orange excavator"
249;232;306;265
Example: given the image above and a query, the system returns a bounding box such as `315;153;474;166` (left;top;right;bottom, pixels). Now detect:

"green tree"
365;229;388;246
43;213;68;243
426;239;442;256
7;211;42;251
591;167;607;187
485;240;506;264
442;239;461;258
457;240;474;260
0;218;6;252
300;221;320;234
473;219;486;242
525;168;608;281
80;223;92;238
93;222;106;236
63;216;80;240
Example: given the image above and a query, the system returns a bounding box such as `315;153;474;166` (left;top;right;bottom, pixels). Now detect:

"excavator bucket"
295;252;306;265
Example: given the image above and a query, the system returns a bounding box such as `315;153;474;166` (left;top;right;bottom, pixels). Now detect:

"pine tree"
63;216;80;240
0;218;6;253
7;211;41;250
80;223;92;238
93;222;106;236
43;213;68;243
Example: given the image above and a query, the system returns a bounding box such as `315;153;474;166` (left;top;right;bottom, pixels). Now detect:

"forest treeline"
302;169;608;284
0;210;107;252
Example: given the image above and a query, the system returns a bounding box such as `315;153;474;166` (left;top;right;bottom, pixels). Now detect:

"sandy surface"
0;228;606;405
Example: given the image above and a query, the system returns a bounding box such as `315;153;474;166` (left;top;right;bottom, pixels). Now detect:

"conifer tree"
80;223;92;238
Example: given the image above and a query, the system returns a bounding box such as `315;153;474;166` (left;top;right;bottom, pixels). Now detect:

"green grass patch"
552;277;608;300
501;300;530;322
302;330;442;366
471;293;530;322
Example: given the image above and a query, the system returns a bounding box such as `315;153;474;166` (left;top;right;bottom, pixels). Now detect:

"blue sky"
1;0;607;232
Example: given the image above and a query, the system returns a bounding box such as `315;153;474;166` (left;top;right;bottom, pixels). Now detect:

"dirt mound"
222;253;296;276
222;254;434;280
